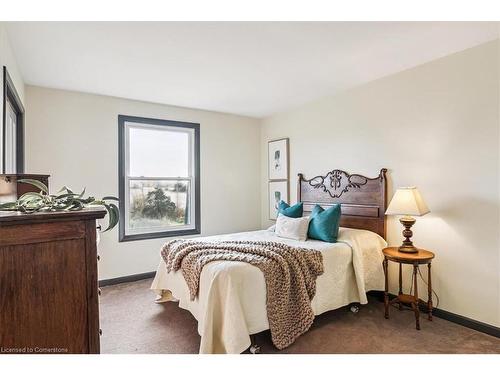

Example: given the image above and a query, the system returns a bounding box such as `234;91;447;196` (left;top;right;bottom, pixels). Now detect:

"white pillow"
275;214;310;241
267;224;276;232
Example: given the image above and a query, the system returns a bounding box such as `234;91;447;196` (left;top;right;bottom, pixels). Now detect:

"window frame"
118;114;201;242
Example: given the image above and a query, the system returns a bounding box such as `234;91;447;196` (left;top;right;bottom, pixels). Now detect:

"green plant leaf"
102;196;119;201
68;200;84;211
55;193;78;200
19;195;43;204
102;203;119;232
58;185;75;195
81;196;96;204
0;202;18;210
102;204;111;231
56;186;70;194
78;187;86;198
18;179;49;194
54;201;73;210
19;191;44;200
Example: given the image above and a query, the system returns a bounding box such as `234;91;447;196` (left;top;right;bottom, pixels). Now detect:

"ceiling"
6;22;499;118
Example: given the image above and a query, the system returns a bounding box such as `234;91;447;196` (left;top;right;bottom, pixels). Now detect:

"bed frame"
249;169;388;353
297;168;388;239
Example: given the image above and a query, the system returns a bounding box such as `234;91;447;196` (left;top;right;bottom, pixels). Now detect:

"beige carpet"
100;278;500;354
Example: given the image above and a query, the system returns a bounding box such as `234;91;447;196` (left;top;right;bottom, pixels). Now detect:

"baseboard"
431;308;500;338
99;271;156;287
368;291;500;339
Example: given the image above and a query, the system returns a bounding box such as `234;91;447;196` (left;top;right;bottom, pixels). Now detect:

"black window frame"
118;114;201;242
2;66;25;173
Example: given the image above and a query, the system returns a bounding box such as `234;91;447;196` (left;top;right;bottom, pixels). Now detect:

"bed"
151;168;388;354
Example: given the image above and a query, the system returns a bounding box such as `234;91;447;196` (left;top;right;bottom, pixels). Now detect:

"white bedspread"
150;227;386;354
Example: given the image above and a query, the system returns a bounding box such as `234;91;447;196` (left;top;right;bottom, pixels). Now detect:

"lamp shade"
385;187;430;216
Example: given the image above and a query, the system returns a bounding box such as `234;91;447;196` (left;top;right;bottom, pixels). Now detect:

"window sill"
118;228;201;242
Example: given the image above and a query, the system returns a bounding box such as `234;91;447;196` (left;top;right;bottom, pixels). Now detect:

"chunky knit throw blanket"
161;239;324;350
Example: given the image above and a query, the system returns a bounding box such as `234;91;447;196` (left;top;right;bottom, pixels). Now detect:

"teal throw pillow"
307;204;341;243
278;201;303;218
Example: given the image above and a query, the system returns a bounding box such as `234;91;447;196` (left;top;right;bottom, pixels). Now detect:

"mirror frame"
2;66;25;174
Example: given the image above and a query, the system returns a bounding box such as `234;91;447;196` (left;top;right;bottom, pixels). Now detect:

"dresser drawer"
0;220;86;246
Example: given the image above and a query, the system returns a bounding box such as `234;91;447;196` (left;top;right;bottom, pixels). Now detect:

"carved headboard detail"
297;168;388;239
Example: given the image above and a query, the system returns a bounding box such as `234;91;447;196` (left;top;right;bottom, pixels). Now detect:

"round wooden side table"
382;247;435;330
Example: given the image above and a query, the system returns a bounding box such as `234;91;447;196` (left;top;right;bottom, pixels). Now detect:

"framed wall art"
268;180;289;220
268;138;289;180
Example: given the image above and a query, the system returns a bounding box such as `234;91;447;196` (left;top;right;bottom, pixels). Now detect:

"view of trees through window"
119;115;199;241
129;180;190;231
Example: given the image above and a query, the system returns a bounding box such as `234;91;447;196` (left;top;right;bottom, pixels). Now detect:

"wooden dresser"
0;208;106;354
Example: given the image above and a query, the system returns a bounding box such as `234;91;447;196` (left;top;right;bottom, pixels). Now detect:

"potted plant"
0;179;119;231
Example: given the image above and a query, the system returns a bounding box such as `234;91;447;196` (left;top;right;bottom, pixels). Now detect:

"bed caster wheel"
249;345;261;354
350;305;360;314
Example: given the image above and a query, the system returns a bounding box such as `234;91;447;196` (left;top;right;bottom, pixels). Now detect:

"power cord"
407;265;439;309
417;266;440;309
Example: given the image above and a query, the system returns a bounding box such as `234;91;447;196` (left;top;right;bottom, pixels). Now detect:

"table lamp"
385;187;430;253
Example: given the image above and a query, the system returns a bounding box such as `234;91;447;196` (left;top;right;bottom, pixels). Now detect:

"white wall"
0;23;24;103
260;40;500;327
0;23;25;172
25;86;262;280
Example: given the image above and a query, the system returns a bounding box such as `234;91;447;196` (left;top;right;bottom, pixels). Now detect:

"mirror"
2;66;24;174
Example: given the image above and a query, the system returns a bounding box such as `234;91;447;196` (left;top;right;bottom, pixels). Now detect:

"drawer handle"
99;329;102;336
98;288;102;296
97;254;100;261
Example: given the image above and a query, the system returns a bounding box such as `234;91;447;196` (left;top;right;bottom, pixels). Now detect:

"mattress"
151;227;387;353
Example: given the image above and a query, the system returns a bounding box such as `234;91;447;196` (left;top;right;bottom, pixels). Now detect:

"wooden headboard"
297;169;388;239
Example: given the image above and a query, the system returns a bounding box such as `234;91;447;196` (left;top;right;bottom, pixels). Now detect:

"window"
118;115;200;242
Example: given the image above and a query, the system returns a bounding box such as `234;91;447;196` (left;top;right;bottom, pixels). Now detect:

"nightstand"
382;247;435;330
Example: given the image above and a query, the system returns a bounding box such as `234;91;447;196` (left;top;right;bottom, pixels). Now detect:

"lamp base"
398;244;418;253
398;216;418;253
